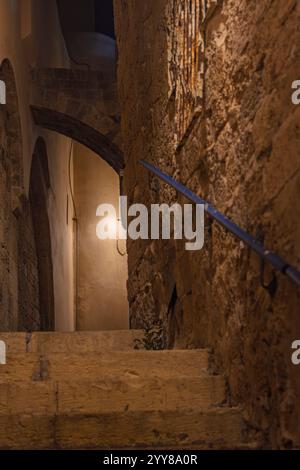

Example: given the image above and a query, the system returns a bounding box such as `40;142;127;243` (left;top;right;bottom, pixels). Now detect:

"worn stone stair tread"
0;407;244;450
0;330;144;353
0;332;250;449
0;349;210;382
58;375;225;413
0;375;226;414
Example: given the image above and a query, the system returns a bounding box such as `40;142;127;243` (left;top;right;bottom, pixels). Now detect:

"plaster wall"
74;142;128;331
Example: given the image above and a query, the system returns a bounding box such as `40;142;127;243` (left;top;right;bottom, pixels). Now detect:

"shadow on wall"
29;138;55;331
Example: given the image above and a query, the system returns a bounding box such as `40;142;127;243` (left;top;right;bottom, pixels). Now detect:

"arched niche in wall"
29;137;55;331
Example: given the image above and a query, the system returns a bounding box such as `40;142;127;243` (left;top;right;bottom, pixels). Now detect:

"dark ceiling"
57;0;115;39
95;0;115;39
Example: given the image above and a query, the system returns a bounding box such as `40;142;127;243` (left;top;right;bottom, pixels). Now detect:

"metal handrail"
139;159;300;289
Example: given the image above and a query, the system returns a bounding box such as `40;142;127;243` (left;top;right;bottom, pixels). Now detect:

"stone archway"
30;68;124;173
29;138;55;331
31;107;122;173
0;59;18;330
28;67;126;331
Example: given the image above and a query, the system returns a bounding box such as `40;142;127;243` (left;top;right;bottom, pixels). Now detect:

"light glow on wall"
96;204;118;240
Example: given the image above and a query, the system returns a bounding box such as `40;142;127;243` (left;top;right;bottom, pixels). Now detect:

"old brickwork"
114;0;300;448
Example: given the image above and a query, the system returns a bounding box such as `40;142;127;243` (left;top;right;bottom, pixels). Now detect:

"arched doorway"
30;107;124;173
29;138;55;330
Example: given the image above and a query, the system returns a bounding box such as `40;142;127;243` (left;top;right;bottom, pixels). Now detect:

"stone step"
58;375;225;413
0;408;243;450
0;330;143;353
0;350;209;382
0;375;225;414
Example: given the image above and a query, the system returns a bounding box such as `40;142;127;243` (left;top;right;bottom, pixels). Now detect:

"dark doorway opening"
29;138;55;331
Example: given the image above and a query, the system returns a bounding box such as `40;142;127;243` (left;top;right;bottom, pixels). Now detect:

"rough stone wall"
114;0;300;448
0;60;39;331
115;0;178;334
0;102;17;330
16;196;40;331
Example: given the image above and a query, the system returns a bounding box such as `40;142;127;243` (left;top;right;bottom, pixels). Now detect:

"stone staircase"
0;331;249;449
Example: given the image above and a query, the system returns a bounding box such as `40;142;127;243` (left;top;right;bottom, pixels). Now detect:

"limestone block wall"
0;98;20;330
114;0;300;448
